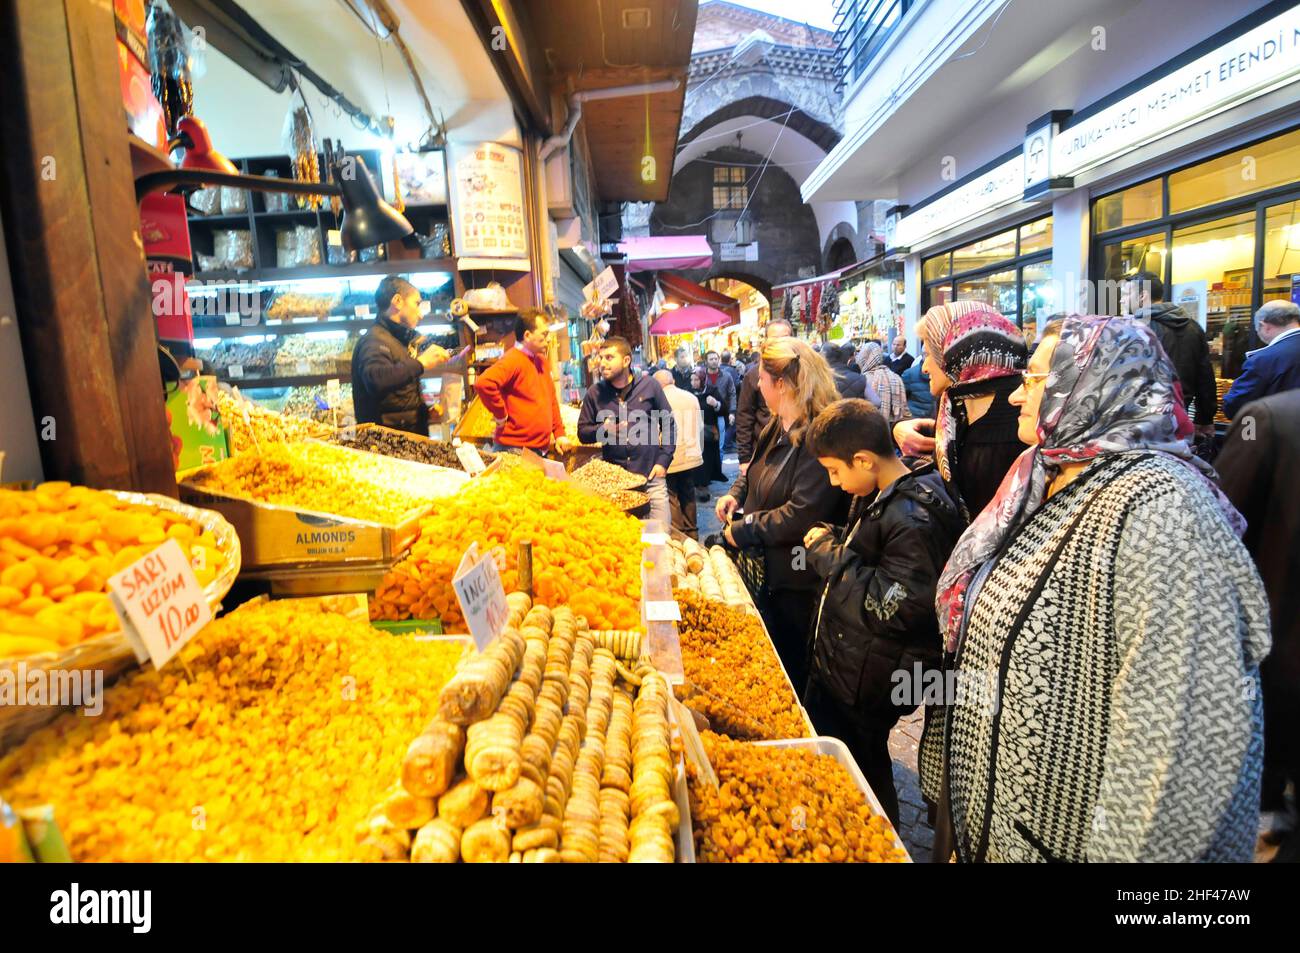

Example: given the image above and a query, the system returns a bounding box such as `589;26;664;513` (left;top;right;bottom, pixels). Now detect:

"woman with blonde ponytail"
715;337;849;693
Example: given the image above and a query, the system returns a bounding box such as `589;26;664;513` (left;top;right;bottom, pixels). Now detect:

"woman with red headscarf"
894;302;1028;523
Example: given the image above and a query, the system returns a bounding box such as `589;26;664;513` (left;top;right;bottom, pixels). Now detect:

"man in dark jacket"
826;342;867;399
701;350;736;451
577;335;676;527
735;319;792;472
720;351;743;452
801;399;964;828
1222;300;1300;420
886;335;915;375
1124;271;1217;436
351;276;451;434
670;346;695;390
1216;388;1300;860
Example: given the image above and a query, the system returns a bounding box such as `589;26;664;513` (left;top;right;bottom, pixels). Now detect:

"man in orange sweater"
474;309;572;454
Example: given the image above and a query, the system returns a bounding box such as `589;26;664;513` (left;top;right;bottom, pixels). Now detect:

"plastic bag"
188;186;221;216
214;229;253;269
281;87;322;209
219;186;248;214
145;0;193;136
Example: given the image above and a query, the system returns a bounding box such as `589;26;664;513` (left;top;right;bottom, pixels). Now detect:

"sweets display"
688;733;907;863
333;426;497;472
671;540;752;611
0;483;231;658
0;599;467;860
363;592;678;863
371;466;643;630
182;442;454;524
271;335;353;375
265;292;337;321
278;384;354;423
215;387;330;454
674;589;808;741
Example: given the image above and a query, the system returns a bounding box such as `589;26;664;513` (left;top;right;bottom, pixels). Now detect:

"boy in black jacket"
802;399;964;828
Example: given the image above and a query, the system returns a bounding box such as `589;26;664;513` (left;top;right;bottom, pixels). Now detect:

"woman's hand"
894;417;936;456
715;494;739;523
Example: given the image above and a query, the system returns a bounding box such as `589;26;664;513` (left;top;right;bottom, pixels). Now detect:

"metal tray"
752;736;912;862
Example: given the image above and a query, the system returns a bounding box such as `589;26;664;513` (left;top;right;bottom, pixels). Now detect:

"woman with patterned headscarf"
895;301;1028;523
933;316;1268;862
855;342;911;428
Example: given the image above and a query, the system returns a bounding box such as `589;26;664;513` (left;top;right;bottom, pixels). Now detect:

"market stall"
0;459;908;863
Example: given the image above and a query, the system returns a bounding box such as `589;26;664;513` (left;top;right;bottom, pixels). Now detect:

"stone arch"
705;270;772;306
680;95;841;155
826;238;856;272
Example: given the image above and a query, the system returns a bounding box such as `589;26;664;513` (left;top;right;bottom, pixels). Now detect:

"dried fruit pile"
372;466;643;631
215;388;329;455
673;589;807;740
0;599;465;861
183;442;450;524
0;483;228;658
688;733;906;863
333;427;496;472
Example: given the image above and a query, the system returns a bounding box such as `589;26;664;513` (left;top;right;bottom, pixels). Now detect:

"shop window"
956;268;1017;321
952;228;1016;275
712;166;748;210
1020;261;1056;329
1171;212;1256;365
1018;217;1053;255
923;253;951;283
1169;127;1300;215
1262;198;1300;305
928;284;953;310
1093;179;1163;233
1098;231;1166;313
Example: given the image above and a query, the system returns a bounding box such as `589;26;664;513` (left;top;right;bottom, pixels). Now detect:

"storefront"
1091;125;1300;378
837;257;907;343
921;216;1054;340
879;0;1300;373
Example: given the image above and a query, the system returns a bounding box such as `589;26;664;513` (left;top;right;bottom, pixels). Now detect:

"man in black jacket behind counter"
352;276;452;435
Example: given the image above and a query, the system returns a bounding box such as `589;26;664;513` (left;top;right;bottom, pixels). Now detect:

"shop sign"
452;543;509;650
720;242;759;262
448;141;529;260
108;539;212;669
895;154;1023;249
1055;6;1300;176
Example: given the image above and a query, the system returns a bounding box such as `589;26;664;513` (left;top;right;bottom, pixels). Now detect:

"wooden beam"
0;0;176;495
459;0;552;134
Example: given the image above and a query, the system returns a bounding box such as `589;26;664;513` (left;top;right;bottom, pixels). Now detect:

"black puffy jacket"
1137;303;1218;425
806;466;964;717
351;318;428;434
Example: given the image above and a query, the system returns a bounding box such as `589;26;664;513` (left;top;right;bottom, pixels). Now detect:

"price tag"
265;319;282;327
228;364;244;378
541;458;567;481
296;361;311;374
644;600;682;622
455;443;487;476
292;316;317;324
107;539;212;669
326;378;341;407
452;545;509;651
640;532;669;546
224;313;241;326
327;229;343;247
354;305;371;318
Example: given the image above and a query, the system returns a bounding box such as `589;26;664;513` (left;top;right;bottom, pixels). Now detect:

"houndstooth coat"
943;452;1270;862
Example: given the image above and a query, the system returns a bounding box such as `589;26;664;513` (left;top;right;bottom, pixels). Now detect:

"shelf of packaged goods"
186;214;254;227
253;209;325;222
218;372;344;390
192;314;460;339
189;258;459;284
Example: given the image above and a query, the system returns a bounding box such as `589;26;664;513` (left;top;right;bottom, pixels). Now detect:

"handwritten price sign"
452;544;509;651
108;539;212;668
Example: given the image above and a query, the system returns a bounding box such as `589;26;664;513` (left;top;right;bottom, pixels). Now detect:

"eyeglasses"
1020;371;1050;387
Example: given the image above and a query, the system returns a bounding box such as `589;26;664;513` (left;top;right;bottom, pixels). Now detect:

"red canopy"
649;305;735;335
619;235;714;272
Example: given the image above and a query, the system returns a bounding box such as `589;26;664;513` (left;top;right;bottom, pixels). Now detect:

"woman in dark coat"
894;301;1028;523
715;338;848;694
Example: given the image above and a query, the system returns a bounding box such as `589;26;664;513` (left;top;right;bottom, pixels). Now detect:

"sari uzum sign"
107;539;212;668
452;543;509;650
